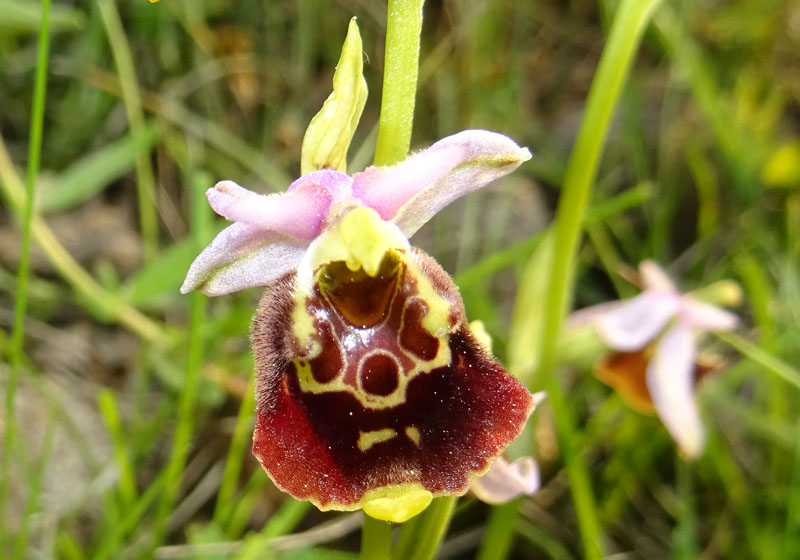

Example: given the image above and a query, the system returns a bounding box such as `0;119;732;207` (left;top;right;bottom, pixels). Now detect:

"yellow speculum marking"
289;206;457;408
405;426;421;445
360;483;433;523
293;255;454;408
357;428;397;452
294;359;348;394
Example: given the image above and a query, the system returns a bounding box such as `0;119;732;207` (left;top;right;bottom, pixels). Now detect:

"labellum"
250;207;533;522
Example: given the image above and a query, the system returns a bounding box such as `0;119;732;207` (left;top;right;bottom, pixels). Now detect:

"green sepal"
300;17;367;175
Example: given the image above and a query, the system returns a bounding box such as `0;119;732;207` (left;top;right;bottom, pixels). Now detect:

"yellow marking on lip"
405;426;421;445
357;428;397;452
360;483;432;523
290;219;457;409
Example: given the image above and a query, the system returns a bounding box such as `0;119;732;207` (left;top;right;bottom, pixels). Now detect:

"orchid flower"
182;130;535;522
470;456;540;505
571;261;739;457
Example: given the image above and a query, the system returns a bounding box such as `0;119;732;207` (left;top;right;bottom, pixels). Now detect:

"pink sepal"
352;130;531;237
180;223;307;296
646;324;705;457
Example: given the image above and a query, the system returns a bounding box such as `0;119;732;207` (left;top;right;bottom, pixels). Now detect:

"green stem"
476;499;522;560
97;389;138;507
533;0;662;557
405;496;456;560
150;170;210;548
92;470;168;560
673;457;698;559
393;511;420;559
214;376;256;531
235;499;310;559
361;514;393;560
12;420;56;560
785;421;800;558
373;0;425;166
0;0;51;547
97;0;159;261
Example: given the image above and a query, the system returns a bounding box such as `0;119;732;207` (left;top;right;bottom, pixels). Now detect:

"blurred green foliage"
1;0;800;558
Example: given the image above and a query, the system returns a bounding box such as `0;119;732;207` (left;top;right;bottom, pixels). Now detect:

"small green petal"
300;17;367;175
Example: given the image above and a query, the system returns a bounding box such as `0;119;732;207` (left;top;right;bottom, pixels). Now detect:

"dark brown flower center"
317;253;401;328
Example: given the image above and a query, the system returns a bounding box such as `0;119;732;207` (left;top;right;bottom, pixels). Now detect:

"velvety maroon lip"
250;248;533;510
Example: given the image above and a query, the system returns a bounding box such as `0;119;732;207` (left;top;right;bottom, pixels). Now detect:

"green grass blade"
96;0;159;261
716;331;800;392
0;0;82;33
1;0;51;547
150;168;211;548
120;238;199;308
476;499;522;560
92;470;168;560
97;389;138;507
0;137;169;343
214;376;256;531
40;121;161;213
12;418;56;559
785;427;800;558
235;499;311;560
530;0;663;557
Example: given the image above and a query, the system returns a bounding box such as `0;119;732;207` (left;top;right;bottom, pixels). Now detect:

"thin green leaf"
120;238;198;308
39;122;161;213
0;0;83;33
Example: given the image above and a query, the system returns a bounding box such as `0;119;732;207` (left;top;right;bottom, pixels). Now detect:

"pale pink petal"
286;169;353;197
207;171;352;240
639;260;677;293
566;300;627;328
595;291;680;351
180;223;308;296
352;130;531;237
646;324;705;457
680;298;740;331
470;457;540;505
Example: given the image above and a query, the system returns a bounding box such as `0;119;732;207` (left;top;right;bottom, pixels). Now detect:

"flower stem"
0;0;51;547
534;0;662;557
405;496;456;560
673;456;698;558
361;514;392;560
475;499;522;560
785;422;800;558
374;0;425;167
